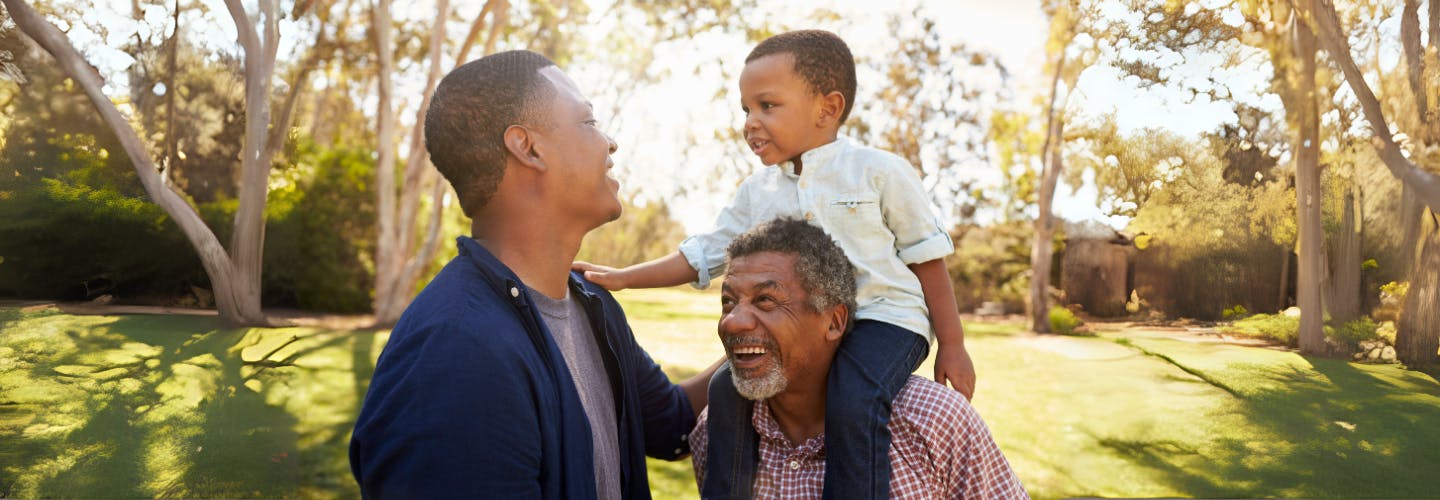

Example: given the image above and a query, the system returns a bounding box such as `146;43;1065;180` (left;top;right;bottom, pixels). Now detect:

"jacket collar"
455;236;601;307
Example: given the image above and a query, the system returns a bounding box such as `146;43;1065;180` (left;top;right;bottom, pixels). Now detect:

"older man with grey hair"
690;217;1028;499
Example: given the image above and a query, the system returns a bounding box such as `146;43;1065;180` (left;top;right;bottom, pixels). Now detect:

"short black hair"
425;50;556;215
745;30;858;124
726;217;857;332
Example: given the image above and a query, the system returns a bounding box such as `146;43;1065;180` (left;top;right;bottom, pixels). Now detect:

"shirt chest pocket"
823;194;886;240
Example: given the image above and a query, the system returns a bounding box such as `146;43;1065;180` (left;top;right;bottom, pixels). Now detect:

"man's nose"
606;133;618;154
718;304;758;337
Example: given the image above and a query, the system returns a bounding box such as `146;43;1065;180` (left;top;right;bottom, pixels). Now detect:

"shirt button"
804;212;814;221
674;447;684;455
510;287;520;297
789;460;801;470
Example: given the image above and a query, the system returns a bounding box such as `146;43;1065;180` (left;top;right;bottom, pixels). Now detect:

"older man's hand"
933;342;976;400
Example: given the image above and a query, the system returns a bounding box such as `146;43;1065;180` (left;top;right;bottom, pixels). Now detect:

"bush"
1221;304;1250;320
1330;317;1381;347
1049;306;1083;335
1224;313;1299;346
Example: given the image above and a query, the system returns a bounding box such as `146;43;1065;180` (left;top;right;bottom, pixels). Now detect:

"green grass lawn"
3;290;1439;498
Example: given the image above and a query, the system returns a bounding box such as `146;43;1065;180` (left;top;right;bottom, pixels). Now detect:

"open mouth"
729;344;770;368
748;138;770;156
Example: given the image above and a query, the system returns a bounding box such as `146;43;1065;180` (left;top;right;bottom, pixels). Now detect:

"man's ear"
503;124;546;171
825;304;848;342
816;91;846;129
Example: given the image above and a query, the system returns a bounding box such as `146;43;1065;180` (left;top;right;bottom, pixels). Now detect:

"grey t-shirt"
527;287;620;500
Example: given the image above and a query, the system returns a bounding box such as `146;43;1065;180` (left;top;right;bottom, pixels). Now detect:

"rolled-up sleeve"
878;158;954;265
679;180;753;289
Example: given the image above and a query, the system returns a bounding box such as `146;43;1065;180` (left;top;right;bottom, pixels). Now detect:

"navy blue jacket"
350;237;696;499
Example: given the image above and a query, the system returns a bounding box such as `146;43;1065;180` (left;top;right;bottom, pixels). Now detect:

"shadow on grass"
0;311;381;498
1098;345;1440;498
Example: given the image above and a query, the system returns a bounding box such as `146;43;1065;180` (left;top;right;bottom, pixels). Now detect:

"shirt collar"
752;399;826;458
779;136;849;179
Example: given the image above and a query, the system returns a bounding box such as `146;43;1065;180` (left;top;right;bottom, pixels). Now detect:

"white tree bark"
3;0;271;325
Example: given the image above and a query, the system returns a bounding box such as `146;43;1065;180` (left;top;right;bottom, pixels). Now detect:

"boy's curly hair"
745;30;858;124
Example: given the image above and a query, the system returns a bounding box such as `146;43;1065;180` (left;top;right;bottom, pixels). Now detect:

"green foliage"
0;178;203;299
1222;304;1250;320
1049;306;1083;335
948;221;1034;313
260;142;377;312
0;134;377;311
1224;313;1299;346
1331;317;1381;347
576;198;685;268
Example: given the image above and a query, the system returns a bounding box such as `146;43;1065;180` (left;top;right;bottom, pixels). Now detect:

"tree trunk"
1293;10;1327;355
373;0;502;324
1326;184;1362;324
3;0;271;325
1397;215;1440;367
1278;248;1292;311
372;0;400;322
1030;46;1068;334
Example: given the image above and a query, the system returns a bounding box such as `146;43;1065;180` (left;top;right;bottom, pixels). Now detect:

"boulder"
1281;306;1302;318
1368;348;1382;360
1381;346;1397;361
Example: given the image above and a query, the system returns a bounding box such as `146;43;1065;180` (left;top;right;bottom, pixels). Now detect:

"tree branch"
1299;0;1440;214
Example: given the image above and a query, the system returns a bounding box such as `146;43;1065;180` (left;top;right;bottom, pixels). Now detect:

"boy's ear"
503;124;547;172
816;91;846;129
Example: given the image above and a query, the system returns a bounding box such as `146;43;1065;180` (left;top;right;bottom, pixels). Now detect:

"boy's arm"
909;257;976;400
573;251;699;291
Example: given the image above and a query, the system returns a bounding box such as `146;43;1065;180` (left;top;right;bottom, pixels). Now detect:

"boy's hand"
572;261;628;291
933;342;976;400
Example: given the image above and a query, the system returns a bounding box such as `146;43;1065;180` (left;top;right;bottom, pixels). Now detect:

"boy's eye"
761;102;776;110
740;106;750;115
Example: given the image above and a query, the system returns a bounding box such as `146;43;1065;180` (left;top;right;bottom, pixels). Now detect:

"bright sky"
43;0;1282;233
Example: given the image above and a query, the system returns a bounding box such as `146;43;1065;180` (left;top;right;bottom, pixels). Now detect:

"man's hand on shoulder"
572;261;628;291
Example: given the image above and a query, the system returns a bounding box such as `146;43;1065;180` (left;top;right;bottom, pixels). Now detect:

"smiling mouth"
748;138;770;155
729;344;770;368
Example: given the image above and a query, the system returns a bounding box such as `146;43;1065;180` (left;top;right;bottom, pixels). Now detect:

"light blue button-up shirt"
678;136;954;340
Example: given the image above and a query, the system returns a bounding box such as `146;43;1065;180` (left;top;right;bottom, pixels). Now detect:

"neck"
785;134;840;176
765;367;830;445
470;206;587;299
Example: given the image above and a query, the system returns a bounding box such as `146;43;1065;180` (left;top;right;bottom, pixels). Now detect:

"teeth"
733;346;766;355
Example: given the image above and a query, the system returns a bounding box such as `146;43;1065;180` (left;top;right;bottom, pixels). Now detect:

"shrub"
1049;306;1083;335
1221;304;1250;320
1330;317;1381;346
1224;313;1299;346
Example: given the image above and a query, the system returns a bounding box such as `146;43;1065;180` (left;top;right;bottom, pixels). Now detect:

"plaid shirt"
690;376;1028;499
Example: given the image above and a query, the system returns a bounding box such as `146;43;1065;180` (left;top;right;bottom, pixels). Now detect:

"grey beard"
732;364;787;400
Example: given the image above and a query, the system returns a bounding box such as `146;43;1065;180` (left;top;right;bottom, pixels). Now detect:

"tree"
2;0;291;325
1297;0;1440;366
1030;0;1099;333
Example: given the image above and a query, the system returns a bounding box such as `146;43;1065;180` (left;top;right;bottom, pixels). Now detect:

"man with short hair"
349;50;717;499
690;217;1027;499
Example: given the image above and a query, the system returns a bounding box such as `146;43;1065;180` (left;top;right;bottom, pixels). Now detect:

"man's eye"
584;119;599;126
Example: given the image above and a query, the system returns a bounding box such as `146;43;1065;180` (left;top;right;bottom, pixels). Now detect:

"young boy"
574;30;975;498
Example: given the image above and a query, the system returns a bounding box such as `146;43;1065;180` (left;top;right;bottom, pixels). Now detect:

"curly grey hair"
726;217;857;331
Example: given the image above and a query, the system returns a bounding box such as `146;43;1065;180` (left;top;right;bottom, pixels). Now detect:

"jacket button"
674;447;684;455
510;287;520;297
